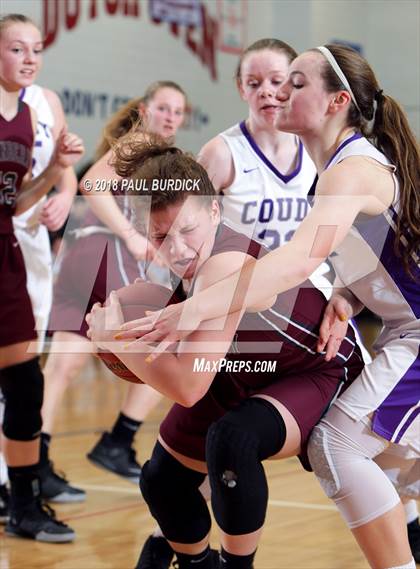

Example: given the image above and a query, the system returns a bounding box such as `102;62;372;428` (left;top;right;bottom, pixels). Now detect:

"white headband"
316;46;362;115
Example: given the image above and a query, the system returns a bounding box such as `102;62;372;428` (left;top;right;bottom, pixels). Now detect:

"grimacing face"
0;22;43;90
148;197;220;280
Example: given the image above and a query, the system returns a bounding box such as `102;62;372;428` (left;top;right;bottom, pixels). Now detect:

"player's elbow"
300;260;318;280
177;387;207;408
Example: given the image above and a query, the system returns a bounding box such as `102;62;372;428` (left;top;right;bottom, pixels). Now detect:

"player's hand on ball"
117;300;201;362
86;292;124;350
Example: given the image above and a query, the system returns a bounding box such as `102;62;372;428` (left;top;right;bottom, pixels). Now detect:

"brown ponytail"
95;97;143;160
373;93;420;277
315;44;420;278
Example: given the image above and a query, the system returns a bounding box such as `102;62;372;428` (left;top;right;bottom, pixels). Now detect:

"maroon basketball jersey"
0;101;33;233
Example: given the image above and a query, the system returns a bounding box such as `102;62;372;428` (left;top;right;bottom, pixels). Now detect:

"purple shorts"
49;234;143;337
0;234;36;347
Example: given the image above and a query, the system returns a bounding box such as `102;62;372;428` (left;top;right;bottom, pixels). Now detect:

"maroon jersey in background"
0;101;37;347
0;101;33;233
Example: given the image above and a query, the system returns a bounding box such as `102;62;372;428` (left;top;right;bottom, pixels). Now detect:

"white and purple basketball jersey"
326;133;420;453
219;121;316;249
219;121;333;296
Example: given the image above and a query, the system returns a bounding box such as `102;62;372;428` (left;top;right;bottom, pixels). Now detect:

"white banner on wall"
149;0;203;26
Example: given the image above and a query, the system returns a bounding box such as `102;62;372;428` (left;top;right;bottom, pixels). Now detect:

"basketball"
97;281;181;383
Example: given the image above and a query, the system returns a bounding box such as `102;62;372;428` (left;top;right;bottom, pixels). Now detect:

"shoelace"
38;501;69;528
48;462;69;484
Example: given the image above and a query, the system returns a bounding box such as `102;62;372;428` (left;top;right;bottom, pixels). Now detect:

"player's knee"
1;358;44;441
308;425;341;499
140;442;204;499
206;400;284;534
44;352;85;384
140;442;211;542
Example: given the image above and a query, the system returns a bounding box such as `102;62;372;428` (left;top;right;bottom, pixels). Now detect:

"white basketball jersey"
219;121;317;250
21;84;55;177
14;85;55;228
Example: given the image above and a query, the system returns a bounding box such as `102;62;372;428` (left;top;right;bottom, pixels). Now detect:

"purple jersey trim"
393;406;420;444
239;121;303;184
19;88;26;101
354;210;420;318
324;132;363;170
372;346;420;442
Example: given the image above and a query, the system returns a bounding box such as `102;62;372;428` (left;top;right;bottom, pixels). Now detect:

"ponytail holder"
374;89;384;101
364;89;383;135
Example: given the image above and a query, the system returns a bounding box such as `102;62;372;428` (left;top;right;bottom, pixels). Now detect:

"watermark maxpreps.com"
193;358;277;374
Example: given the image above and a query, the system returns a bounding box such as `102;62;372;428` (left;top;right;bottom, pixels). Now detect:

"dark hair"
112;133;215;226
0;14;38;35
313;44;420;278
95;81;188;159
235;38;297;84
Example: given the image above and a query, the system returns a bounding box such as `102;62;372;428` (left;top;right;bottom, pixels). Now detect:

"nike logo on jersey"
243;167;259;174
400;333;408;339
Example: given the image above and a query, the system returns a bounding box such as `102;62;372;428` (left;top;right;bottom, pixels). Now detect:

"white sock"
388;557;416;569
404;500;419;524
0;452;8;486
152;526;164;538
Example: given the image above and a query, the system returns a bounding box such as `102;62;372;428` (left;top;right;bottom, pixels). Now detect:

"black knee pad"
140;442;211;543
206;398;286;535
0;358;44;441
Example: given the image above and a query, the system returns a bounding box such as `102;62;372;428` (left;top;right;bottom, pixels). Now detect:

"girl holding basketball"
114;45;420;569
87;137;365;569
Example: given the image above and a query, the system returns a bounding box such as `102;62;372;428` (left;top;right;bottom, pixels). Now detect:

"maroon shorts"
159;365;359;470
49;234;144;337
0;234;36;347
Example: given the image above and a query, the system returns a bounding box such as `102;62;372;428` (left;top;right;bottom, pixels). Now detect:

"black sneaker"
0;483;10;523
6;500;75;543
135;535;174;569
408;517;420;563
39;461;86;503
87;432;141;483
